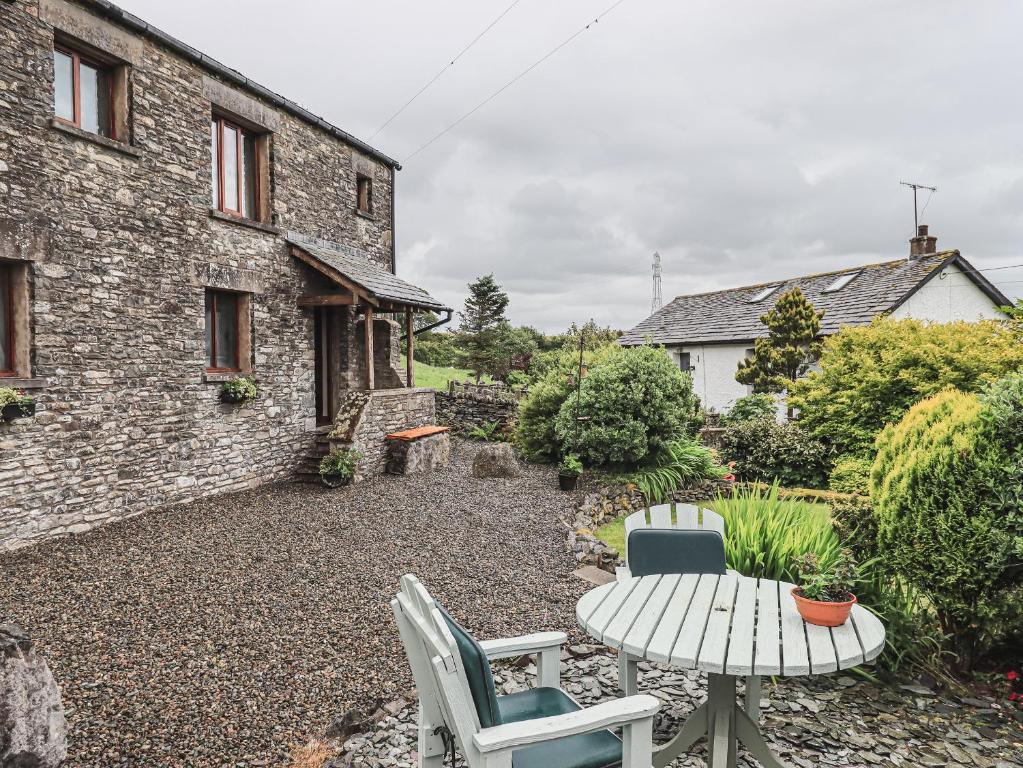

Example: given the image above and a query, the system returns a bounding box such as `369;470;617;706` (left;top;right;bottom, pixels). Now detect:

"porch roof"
287;234;450;312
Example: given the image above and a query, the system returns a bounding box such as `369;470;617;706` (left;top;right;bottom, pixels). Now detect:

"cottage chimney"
909;224;937;259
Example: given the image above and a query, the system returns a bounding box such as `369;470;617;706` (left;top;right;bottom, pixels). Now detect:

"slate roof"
287;235;450;312
619;251;1010;346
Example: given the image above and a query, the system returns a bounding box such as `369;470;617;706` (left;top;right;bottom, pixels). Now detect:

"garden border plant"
319;448;362;488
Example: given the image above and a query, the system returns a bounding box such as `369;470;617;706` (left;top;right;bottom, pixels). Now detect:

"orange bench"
386;425;450;442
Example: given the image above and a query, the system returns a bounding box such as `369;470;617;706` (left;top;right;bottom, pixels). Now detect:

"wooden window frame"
53;43;118;140
212;115;264;221
205;288;245;373
356;174;373;215
0;264;15;377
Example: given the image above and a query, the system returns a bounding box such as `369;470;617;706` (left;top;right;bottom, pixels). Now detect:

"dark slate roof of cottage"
619;251;1010;346
287;235;450;312
79;0;400;169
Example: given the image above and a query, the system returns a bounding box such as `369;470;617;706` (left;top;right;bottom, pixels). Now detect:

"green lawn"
403;356;491;390
594;500;829;553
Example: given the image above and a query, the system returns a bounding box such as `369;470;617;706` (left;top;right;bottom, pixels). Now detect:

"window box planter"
1;401;36;423
218;376;257;405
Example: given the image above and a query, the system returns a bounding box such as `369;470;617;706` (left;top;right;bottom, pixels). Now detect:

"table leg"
735;706;790;768
707;674;736;768
618;651;639;695
745;674;762;721
652;702;708;768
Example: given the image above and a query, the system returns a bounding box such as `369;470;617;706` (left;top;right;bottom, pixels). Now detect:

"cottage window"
211;117;264;220
356;175;373;215
53;43;128;141
205;289;244;371
0;264;14;376
678;352;692;372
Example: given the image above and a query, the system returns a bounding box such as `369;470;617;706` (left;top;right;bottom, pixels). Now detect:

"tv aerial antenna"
651;251;663;313
899;180;937;232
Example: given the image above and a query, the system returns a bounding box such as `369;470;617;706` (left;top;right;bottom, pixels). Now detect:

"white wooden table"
576;573;885;768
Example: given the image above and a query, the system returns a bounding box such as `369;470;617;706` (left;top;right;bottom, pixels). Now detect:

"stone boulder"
472;443;521;479
0;625;67;768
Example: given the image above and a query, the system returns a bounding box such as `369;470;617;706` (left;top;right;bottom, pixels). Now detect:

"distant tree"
459;274;511;381
736;287;824;416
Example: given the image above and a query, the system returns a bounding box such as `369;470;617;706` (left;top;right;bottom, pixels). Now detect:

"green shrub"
219;376;257;403
871;389;1017;669
554;346;702;467
721;419;830;488
828;456;871;495
467;420;502;442
319;448;362;482
828;493;876;561
714;484;841;581
623;439;726;505
790;317;1023;459
720;393;777;426
559;454;583;477
979;370;1023;541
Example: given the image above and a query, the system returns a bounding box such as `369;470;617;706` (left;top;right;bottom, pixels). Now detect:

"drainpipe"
401;309;452;342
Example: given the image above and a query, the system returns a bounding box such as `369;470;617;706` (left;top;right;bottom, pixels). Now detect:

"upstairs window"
211;116;261;220
356;175;373;215
53;45;114;138
0;264;14;376
205;289;241;371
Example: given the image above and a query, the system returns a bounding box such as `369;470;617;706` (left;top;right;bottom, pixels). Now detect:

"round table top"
576;573;885;677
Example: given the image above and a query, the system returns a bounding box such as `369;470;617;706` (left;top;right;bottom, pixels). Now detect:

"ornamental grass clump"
714;483;841;582
625;439;726;505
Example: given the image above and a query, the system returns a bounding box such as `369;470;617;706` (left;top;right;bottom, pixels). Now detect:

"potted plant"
558;454;583;491
791;550;858;627
220;376;257;404
0;387;36;423
319;448;362;488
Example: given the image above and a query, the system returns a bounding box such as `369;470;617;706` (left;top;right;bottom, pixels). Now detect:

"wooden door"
314;307;337;425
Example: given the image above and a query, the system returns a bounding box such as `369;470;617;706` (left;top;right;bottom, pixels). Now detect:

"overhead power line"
369;0;524;141
402;0;631;163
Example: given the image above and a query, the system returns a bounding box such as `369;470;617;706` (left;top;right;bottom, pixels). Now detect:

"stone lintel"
203;75;282;133
41;0;144;64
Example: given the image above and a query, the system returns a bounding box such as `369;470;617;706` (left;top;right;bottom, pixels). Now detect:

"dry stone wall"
0;0;397;549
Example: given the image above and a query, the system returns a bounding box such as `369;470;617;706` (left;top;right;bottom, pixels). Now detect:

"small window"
211;116;262;220
205;289;242;371
53;45;115;138
356;175;373;214
0;264;14;375
678;352;692;372
748;285;781;303
823;270;861;293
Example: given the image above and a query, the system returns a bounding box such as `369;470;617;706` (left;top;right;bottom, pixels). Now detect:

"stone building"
0;0;450;549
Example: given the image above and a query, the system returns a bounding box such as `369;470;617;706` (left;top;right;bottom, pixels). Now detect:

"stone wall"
434;382;521;435
0;0;398;549
330;388;437;478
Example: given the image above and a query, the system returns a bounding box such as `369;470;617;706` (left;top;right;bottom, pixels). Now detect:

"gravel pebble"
0;440;587;766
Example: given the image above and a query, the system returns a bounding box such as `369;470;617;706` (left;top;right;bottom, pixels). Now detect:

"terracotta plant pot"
791;587;856;627
558;473;579;491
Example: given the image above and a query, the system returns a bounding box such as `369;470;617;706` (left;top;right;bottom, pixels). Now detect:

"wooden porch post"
406;310;415;388
364;305;375;390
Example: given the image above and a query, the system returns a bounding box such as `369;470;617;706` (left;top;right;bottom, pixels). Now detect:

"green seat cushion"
627;528;726;577
498;687;622;768
438;605;502;728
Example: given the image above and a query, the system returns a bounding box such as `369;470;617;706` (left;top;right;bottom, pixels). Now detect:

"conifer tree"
736;287;825;412
459;274;511;381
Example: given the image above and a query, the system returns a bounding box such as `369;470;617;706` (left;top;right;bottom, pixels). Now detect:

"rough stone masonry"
0;0;404;549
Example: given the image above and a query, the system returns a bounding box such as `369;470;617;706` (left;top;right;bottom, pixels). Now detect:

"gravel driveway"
0;439;588;767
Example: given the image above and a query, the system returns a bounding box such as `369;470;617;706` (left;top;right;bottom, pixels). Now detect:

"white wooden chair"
391;574;660;768
614;504;761;720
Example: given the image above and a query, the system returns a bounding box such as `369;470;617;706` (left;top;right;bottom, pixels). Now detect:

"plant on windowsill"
791;549;859;627
0;387;36;424
558;453;583;491
219;376;257;404
319;448;362;488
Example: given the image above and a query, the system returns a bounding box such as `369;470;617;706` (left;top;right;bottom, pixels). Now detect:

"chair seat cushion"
498;687;622;768
627;528;726;577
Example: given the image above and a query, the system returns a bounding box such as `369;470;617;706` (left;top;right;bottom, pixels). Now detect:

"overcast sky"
120;0;1023;332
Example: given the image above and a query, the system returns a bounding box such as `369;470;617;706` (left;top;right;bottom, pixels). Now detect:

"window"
211;116;260;220
205;289;242;371
678;352;692;372
748;285;781;303
356;175;373;215
0;264;14;376
824;270;861;293
53;44;116;138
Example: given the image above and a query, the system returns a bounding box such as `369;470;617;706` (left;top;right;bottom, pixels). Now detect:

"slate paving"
340;649;1023;767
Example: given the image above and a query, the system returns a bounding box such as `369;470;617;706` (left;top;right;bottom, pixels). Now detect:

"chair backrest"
390;575;488;767
623;503;726;569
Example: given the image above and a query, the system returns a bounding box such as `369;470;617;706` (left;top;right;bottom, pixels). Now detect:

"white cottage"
619;226;1012;414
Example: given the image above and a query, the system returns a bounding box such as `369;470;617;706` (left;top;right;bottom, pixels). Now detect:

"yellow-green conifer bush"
870;389;1015;669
